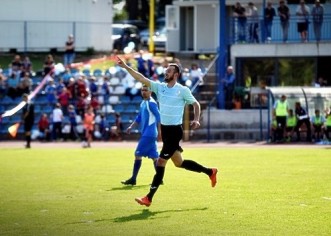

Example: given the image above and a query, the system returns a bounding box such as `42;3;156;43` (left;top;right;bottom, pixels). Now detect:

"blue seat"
82;69;91;77
93;69;103;77
120;96;131;104
113;104;124;113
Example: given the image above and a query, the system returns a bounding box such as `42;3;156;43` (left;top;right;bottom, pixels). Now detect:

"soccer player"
116;56;218;207
83;106;95;148
121;84;161;186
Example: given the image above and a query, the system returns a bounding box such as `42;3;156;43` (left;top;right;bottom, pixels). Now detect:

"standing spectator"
76;94;87;118
310;109;325;142
296;0;310;43
43;54;55;76
278;0;290;43
116;57;218;207
88;76;98;98
264;1;276;42
83;106;95;148
311;0;324;42
21;93;34;148
38;113;50;141
68;104;79;141
295;102;311;142
64;34;75;67
233;2;247;43
221;66;236;110
247;2;259;43
52;103;63;141
188;63;204;94
273;95;289;142
121;85;161;186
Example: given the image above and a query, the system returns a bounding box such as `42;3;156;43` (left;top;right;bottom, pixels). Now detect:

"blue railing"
229;14;331;44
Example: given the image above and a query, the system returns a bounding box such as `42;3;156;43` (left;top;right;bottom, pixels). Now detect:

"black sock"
147;166;165;201
26;135;31;147
181;160;212;176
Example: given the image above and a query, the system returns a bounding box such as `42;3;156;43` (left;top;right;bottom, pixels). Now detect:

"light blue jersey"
135;97;160;137
150;80;197;125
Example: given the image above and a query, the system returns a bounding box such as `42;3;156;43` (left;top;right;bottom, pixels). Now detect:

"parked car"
148;26;167;52
113;19;148;31
112;24;141;51
139;17;166;46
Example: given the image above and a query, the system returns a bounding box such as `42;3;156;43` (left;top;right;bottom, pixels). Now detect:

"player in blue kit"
121;84;161;186
117;57;218;207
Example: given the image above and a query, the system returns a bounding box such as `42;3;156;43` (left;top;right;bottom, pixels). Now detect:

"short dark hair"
168;63;181;75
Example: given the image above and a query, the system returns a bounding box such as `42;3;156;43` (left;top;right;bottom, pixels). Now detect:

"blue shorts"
135;136;159;159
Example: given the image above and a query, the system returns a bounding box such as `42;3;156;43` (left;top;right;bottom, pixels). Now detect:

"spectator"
310;109;325;142
264;1;276;42
278;0;290;43
247;2;259;43
45;78;57;106
188;63;204;94
88;76;98;98
311;0;324;42
64;34;75;67
0;73;6;98
296;0;310;43
76;93;87;117
43;54;55;76
21;56;33;77
68;104;79;141
58;87;71;116
51;103;63;141
20;72;32;92
111;112;123;141
56;78;65;96
9;55;22;80
295;101;311;142
38;113;50;141
233;2;247;43
100;76;110;103
221;66;236;110
6;73;20;99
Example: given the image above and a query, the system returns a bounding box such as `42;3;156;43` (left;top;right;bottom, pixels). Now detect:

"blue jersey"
135;97;160;138
150;80;197;125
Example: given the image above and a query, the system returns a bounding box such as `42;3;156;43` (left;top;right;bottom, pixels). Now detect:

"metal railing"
229;14;331;44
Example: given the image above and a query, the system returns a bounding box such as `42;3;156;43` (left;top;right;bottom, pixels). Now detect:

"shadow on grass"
107;184;150;191
113;207;208;222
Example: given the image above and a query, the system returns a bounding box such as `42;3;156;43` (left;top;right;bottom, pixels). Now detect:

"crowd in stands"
0;51;206;142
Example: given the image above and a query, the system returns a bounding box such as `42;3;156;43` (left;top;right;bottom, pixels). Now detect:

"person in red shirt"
57;87;71;116
38;113;50;141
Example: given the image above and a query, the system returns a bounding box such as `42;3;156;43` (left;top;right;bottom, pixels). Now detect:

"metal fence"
229;14;331;44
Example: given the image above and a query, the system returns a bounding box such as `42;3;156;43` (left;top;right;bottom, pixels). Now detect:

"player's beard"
164;75;174;83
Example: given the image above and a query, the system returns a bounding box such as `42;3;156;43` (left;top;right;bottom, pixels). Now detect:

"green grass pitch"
0;145;330;236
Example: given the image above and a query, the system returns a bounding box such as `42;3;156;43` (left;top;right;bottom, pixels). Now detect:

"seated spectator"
9;55;22;80
88;76;98;98
58;87;71;116
188;63;204;93
110;112;123;141
38;113;50;141
43;54;55;76
0;73;6;98
6;73;20;99
310;109;325;142
21;56;33;77
44;79;57;106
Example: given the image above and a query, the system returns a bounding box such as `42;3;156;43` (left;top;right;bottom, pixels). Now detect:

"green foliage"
0;146;330;235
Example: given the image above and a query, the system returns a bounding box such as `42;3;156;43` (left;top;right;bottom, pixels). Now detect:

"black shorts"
297;22;308;33
159;125;183;160
24;122;34;132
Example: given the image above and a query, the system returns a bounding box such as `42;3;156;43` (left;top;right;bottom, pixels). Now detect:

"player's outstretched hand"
190;120;200;130
116;56;126;68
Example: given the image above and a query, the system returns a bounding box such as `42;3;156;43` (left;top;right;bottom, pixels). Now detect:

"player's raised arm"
116;56;151;87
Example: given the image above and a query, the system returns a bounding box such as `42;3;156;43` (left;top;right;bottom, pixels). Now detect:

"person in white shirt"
52;103;64;141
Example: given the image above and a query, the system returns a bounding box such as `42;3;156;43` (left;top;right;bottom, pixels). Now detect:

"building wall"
0;0;112;52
